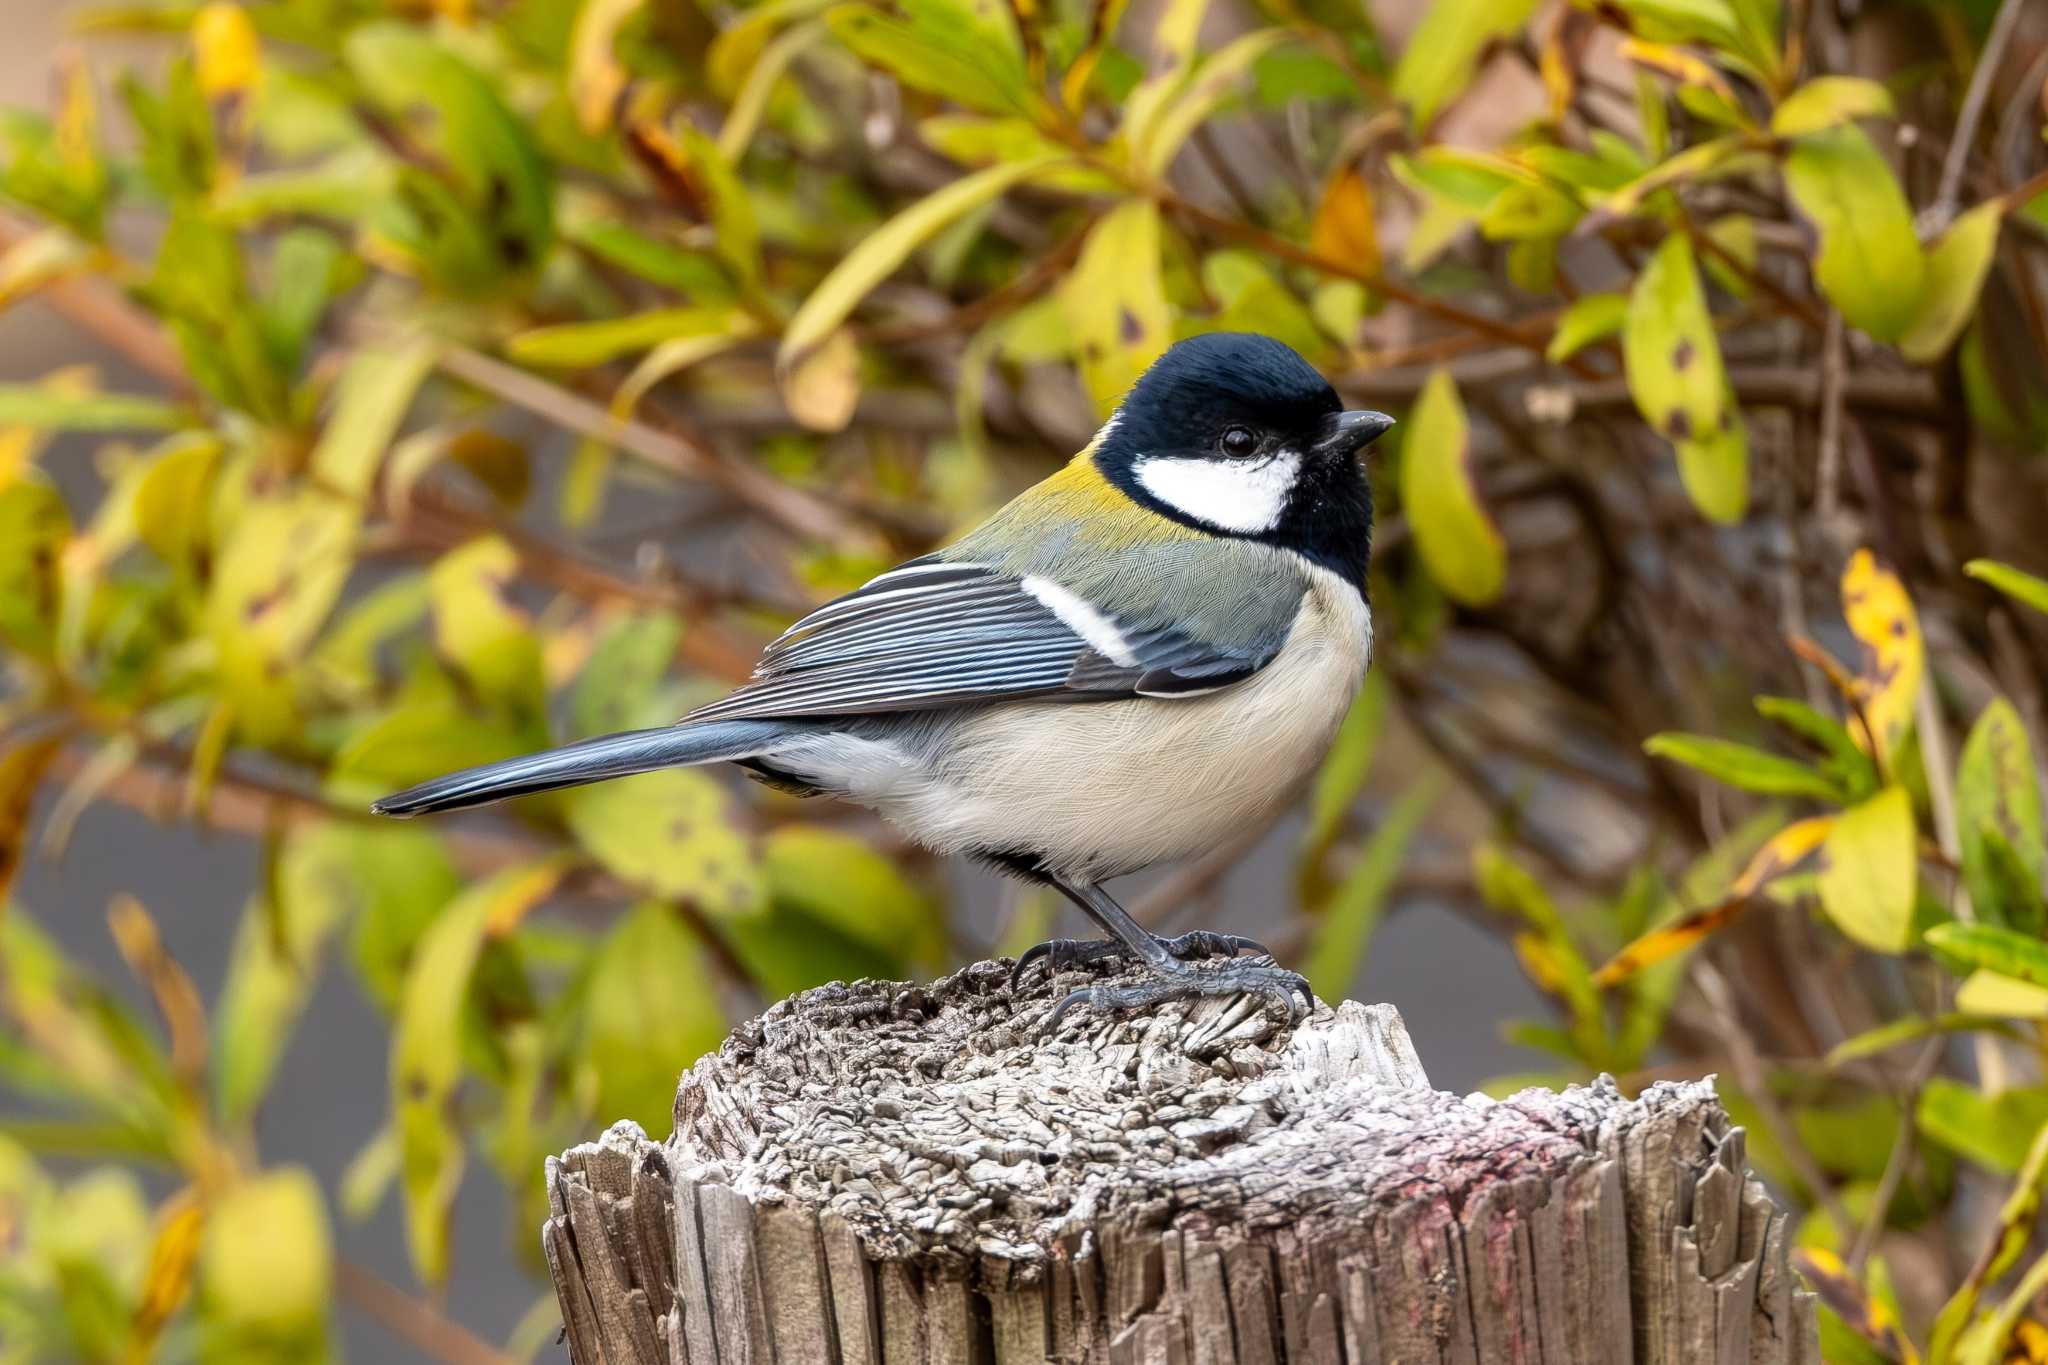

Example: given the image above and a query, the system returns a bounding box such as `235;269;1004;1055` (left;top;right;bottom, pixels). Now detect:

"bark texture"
542;958;1819;1364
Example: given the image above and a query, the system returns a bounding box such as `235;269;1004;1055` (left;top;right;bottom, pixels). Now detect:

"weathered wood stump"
542;959;1818;1363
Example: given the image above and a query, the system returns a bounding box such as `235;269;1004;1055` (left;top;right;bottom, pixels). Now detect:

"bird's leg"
1009;878;1266;987
1011;879;1310;1028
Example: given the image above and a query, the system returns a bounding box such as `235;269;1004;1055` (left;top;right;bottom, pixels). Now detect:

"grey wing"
681;556;1300;723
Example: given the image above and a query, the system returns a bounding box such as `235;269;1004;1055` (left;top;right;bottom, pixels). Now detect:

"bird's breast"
901;560;1371;880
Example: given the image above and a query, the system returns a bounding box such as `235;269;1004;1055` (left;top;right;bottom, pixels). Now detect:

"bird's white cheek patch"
1135;453;1300;534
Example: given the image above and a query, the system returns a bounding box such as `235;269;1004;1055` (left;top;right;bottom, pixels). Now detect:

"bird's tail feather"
370;720;797;817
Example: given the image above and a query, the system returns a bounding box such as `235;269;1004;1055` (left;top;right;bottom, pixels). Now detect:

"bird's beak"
1311;409;1395;460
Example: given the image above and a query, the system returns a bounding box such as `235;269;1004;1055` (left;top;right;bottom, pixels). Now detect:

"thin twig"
1815;311;1847;521
0;212;190;390
1694;958;1856;1238
435;347;879;554
1932;0;2026;227
337;1259;518;1365
1845;1035;1943;1275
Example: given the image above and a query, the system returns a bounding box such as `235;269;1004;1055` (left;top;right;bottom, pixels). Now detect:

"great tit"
373;332;1393;1022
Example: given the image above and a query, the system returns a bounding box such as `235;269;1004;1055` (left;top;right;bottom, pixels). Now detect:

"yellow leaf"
202;1168;332;1331
1795;1247;1918;1364
1841;548;1923;766
0;737;62;915
1769;75;1894;138
1060;199;1172;415
108;895;209;1091
1311;168;1380;277
429;536;545;715
192;3;261;102
779;155;1063;368
1900;199;2005;364
1594;816;1832;985
1816;786;1917;953
1400;368;1504;606
1619;38;1735;105
778;326;862;433
569;0;645;133
1956;970;2048;1019
131;1189;204;1358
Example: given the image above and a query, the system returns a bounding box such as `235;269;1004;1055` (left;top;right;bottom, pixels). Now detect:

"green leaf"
1925;922;2048;989
132;434;221;579
0;479;70;659
564;770;764;916
1781;125;1926;342
1900;201;2006;364
1770;76;1893;137
1060;199;1172;415
1644;732;1842;800
1817;786;1917;953
1623;233;1747;523
1390;0;1542;129
506;307;743;370
1300;671;1388;876
1966;559;2048;615
1400;369;1505;606
206;489;357;742
1546;292;1626;363
1754;695;1878;797
779;155;1062;368
0;385;185;431
212;886;346;1125
344;23;553;290
825;0;1032;116
393;858;569;1285
1302;776;1439;1000
571;613;684;739
308;337;436;502
1956;698;2046;933
579;902;724;1134
1825;1011;2023;1067
564;221;731;298
329;698;531;807
765;825;943;967
1917;1078;2048;1172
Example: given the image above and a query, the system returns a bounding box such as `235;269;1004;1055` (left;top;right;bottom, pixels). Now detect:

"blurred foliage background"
1;0;2047;1357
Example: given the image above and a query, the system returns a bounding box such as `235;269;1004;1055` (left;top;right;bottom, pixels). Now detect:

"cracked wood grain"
542;959;1818;1363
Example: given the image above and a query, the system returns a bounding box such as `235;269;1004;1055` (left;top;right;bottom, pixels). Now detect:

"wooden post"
542;959;1819;1363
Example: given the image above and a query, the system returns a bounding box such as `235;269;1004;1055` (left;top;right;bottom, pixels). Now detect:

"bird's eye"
1219;426;1258;458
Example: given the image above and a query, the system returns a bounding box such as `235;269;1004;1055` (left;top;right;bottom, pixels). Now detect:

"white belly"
790;563;1372;882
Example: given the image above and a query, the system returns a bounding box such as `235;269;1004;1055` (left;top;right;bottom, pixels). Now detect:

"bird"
372;332;1392;1024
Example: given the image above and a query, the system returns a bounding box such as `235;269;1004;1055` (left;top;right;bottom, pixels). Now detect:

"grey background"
0;7;1546;1357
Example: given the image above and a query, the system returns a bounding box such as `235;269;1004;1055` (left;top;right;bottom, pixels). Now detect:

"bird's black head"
1091;332;1392;585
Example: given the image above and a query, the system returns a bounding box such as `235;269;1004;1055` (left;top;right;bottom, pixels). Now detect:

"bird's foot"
1009;930;1269;992
1047;960;1314;1031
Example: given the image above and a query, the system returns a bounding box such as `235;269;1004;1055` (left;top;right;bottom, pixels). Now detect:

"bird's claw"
1046;961;1314;1032
1009;930;1269;992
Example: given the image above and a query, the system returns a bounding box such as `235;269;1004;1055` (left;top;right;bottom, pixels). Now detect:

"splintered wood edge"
541;960;1820;1364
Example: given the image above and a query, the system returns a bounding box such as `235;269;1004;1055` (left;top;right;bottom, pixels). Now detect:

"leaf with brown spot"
1795;1247;1916;1363
1840;549;1922;768
1623;233;1747;523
